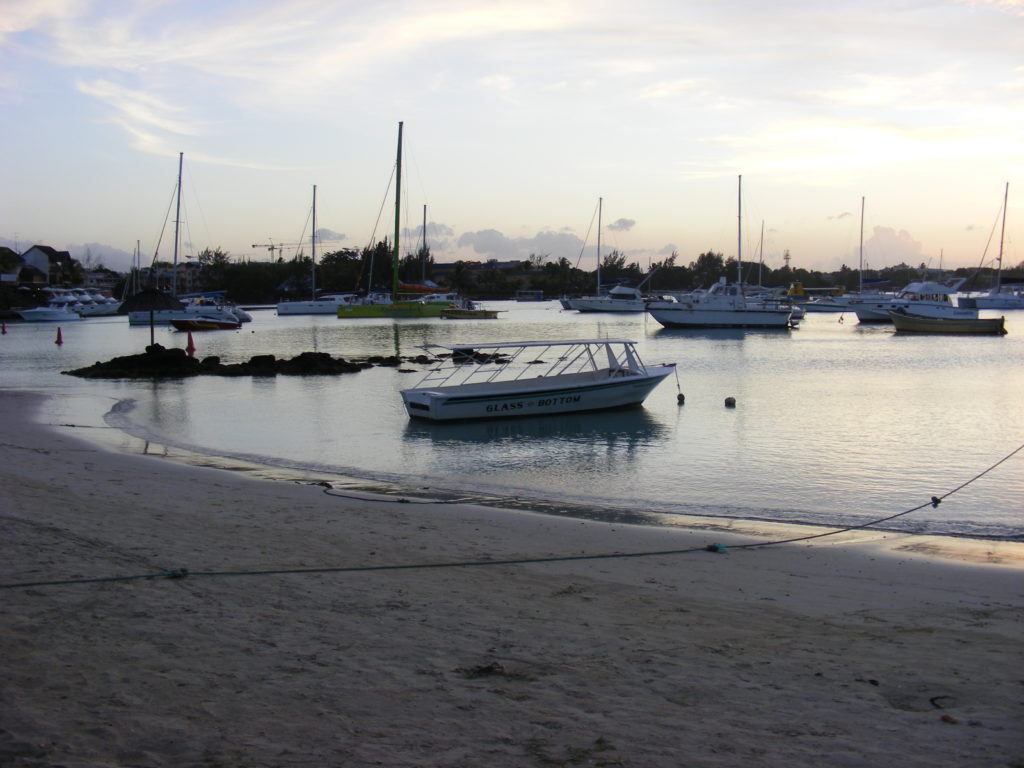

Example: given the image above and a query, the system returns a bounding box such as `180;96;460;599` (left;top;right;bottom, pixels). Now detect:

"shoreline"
49;388;1024;561
2;388;1023;766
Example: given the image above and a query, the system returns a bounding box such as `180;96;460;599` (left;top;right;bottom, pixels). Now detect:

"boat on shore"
888;310;1006;335
400;339;675;421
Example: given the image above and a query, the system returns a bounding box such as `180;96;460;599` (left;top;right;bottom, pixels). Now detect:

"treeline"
120;243;1022;303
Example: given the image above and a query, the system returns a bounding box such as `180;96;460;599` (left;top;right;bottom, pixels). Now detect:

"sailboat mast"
172;151;182;297
596;197;602;295
858;196;865;294
422;204;427;282
736;175;742;285
758;220;764;287
996;182;1009;291
311;184;317;300
392;121;403;299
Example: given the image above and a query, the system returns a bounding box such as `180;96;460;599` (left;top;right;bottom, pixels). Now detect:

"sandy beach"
1;389;1022;767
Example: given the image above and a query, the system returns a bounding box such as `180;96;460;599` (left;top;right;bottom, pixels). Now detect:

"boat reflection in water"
653;326;793;342
403;406;667;450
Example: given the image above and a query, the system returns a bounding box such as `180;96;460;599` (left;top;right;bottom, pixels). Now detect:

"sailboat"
803;197;893;313
971;183;1023;310
127;153;251;327
337;122;453;318
645;176;793;328
565;198;649;313
276;186;364;315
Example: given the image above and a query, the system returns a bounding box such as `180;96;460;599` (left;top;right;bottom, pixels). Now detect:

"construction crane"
251;236;348;261
251;240;300;261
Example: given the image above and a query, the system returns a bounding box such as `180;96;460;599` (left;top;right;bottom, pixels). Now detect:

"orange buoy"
55;327;63;345
185;331;196;357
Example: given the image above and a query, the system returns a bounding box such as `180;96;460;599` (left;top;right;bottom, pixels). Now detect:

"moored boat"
170;316;242;331
400;339;675;421
439;299;500;319
645;176;792;330
852;278;974;322
15;290;84;322
888;310;1006;335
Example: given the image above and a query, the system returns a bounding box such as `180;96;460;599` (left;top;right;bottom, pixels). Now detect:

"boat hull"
888;311;1006;335
170;318;242;331
646;304;791;328
440;308;499;319
277;299;352;315
338;301;446;318
402;366;674;421
15;308;82;322
972;296;1024;310
566;297;647;312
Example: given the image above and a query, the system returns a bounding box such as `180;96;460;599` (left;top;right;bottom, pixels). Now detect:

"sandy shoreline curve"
2;388;1022;767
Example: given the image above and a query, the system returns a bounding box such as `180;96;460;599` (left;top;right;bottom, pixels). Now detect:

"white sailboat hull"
566;296;647;312
646;303;791;328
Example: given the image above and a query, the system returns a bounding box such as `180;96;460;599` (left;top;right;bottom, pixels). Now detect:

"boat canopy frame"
410;339;652;390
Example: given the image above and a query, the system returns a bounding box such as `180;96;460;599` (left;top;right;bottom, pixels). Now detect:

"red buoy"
186;331;196;357
55;327;63;345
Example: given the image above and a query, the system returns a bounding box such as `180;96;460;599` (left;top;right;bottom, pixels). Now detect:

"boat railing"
414;341;651;389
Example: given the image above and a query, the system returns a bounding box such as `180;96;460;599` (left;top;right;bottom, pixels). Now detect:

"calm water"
2;302;1022;539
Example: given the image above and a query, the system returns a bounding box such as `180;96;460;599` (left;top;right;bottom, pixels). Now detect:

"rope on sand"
1;442;1021;590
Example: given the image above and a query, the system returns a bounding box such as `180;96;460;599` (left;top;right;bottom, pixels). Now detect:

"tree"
197;247;231;290
689;251;725;288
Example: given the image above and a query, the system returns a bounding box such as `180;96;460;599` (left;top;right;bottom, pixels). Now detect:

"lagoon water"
2;302;1022;539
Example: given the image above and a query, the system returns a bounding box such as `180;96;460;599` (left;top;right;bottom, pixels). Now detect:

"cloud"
316;228;347;244
607;218;635;232
457;228;586;262
863;226;927;267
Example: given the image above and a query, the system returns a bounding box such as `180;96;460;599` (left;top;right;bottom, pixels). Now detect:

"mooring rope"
1;442;1021;590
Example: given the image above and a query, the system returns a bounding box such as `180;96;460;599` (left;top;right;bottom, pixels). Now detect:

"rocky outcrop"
63;344;413;379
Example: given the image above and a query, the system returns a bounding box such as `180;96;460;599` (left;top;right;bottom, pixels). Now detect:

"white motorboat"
16;301;83;322
566;284;648;312
851;278;975;322
15;289;84;322
400;339;675;421
76;293;123;316
128;296;252;326
278;293;362;315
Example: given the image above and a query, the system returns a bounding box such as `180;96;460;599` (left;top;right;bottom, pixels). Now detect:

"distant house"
139;261;204;294
20;245;77;285
0;246;21;284
83;267;120;296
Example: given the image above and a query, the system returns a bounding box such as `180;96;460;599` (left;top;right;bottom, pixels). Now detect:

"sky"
1;0;1022;276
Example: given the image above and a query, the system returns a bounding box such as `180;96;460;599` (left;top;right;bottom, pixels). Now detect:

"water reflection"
403;406;667;446
651;326;793;342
